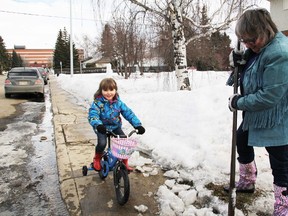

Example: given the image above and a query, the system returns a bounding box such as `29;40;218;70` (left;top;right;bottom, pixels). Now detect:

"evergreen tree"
0;36;11;72
186;5;231;70
62;28;70;68
70;34;79;68
211;31;231;70
53;29;66;69
53;28;79;69
11;50;23;67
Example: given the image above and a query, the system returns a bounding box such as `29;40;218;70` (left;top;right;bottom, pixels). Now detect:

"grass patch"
205;182;269;216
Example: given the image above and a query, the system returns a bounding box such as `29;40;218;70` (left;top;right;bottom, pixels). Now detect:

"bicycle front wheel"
113;163;130;205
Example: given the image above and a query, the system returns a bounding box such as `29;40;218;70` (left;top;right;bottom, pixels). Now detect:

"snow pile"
55;71;274;215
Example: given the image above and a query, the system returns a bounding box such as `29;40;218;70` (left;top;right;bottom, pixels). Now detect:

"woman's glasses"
239;37;257;44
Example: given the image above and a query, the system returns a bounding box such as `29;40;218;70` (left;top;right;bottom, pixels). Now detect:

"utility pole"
70;0;74;77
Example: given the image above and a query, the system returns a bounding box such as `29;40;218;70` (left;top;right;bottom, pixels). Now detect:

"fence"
54;66;173;75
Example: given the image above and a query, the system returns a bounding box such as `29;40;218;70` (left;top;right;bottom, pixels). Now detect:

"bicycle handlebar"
128;129;138;137
106;129;138;138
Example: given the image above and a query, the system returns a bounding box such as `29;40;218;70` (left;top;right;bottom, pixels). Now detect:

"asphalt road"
0;75;25;128
0;74;68;215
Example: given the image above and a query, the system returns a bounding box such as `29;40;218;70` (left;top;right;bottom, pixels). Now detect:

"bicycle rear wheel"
113;163;130;205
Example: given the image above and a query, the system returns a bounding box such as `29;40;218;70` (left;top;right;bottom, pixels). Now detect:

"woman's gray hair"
235;8;278;42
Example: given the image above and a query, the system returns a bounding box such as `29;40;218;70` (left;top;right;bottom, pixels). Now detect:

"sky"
0;0;114;49
54;70;275;215
0;0;270;51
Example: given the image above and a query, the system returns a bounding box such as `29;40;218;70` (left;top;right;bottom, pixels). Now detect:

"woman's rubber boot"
274;184;288;216
122;159;133;172
93;153;102;171
224;160;257;193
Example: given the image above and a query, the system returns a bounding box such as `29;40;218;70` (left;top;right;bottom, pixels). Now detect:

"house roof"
83;56;111;65
83;58;97;64
96;57;111;64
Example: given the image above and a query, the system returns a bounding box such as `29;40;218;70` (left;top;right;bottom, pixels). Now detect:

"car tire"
38;93;45;102
5;93;11;98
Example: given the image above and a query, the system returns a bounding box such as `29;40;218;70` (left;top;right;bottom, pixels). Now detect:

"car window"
9;71;38;77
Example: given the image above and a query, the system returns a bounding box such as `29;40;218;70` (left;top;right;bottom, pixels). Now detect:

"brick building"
7;45;84;68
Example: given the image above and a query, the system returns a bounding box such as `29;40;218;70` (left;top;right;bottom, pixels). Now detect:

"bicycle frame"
99;130;137;178
82;129;138;205
99;136;119;177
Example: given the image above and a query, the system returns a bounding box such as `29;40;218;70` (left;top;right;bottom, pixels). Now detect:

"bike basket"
111;137;137;159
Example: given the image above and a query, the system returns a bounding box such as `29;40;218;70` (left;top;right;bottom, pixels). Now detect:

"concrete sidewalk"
49;76;165;216
49;76;95;216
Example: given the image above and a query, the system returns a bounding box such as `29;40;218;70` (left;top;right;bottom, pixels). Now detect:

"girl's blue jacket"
88;95;142;131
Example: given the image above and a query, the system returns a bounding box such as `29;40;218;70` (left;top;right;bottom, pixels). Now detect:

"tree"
112;16;147;78
53;29;66;69
92;0;258;90
11;50;23;68
153;24;174;70
210;31;231;70
99;24;114;59
98;24;119;73
71;37;80;68
97;12;148;78
53;28;79;69
0;36;10;73
77;35;96;58
112;18;133;78
185;5;231;70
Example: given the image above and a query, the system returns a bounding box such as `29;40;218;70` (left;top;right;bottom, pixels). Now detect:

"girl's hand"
135;126;145;134
96;125;107;134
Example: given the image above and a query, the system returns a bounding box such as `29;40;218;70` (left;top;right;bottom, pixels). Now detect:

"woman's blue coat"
237;32;288;147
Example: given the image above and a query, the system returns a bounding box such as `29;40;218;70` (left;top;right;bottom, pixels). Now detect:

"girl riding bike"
88;78;145;172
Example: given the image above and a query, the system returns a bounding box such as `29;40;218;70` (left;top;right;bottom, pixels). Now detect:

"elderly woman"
228;8;288;215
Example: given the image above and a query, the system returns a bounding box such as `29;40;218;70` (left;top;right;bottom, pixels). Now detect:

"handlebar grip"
107;129;138;138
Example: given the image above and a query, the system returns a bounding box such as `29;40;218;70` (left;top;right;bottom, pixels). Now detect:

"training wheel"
82;165;88;176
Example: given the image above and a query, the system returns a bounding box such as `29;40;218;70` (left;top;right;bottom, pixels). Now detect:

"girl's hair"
94;78;119;99
235;8;278;43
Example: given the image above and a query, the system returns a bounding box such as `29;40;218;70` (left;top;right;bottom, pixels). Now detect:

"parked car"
4;67;45;100
37;67;49;85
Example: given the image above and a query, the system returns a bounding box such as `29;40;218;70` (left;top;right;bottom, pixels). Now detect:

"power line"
0;9;102;22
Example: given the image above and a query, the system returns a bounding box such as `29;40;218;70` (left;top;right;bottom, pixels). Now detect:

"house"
268;0;288;36
83;57;111;68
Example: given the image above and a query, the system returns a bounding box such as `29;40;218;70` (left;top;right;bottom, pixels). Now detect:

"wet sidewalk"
49;76;165;216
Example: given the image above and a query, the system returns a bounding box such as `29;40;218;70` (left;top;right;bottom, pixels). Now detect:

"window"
9;72;37;76
284;0;288;10
9;70;38;77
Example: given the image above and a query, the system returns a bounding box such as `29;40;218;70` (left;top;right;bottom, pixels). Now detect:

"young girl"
88;78;145;171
